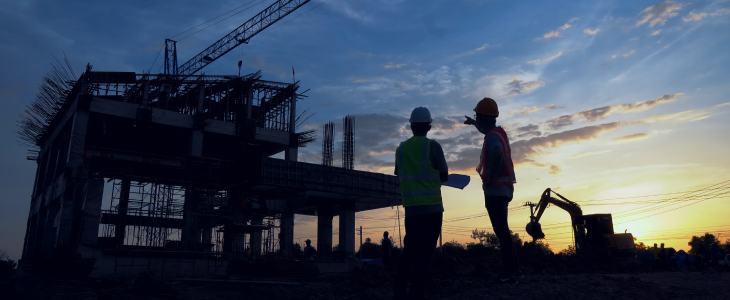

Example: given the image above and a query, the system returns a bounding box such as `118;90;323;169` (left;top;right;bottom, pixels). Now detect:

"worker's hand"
464;115;476;126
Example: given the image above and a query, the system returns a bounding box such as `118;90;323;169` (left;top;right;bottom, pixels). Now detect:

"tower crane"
162;0;311;78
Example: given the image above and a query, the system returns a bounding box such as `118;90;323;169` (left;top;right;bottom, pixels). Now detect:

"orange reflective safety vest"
476;128;516;185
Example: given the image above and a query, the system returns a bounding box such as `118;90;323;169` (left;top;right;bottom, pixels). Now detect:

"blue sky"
1;0;729;259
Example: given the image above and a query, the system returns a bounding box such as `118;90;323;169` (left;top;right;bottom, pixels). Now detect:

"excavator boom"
524;188;582;241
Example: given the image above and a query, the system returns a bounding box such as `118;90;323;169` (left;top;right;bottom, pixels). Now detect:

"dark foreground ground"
6;252;730;300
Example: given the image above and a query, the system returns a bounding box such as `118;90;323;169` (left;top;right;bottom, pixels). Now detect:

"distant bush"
557;245;576;256
465;242;495;257
441;240;467;257
0;249;16;279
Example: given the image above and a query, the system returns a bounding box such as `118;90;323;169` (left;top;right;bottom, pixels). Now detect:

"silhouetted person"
652;243;661;268
393;107;450;300
711;242;720;267
696;242;706;270
303;239;317;262
465;98;519;285
382;231;393;266
660;243;667;269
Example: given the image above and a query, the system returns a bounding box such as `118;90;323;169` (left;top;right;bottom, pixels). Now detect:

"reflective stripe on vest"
398;137;442;207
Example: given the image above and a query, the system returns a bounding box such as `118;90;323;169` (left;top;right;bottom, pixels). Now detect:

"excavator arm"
524;188;583;241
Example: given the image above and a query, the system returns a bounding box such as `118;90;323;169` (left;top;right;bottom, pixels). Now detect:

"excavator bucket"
525;221;545;240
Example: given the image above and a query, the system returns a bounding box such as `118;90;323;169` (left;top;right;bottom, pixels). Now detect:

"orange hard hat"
474;97;499;117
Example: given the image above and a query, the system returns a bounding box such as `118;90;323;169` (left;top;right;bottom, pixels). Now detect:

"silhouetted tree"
557;245;576;256
0;249;16;279
688;232;718;255
471;229;499;247
356;237;381;259
634;237;648;250
470;229;522;250
442;240;467;257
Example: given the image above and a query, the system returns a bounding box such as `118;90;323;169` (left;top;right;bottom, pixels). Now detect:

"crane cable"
176;0;270;42
261;0;333;34
169;0;262;40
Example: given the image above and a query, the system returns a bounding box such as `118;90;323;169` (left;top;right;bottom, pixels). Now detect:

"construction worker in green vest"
393;107;449;300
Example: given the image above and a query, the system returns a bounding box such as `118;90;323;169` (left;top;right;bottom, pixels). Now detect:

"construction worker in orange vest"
464;97;520;285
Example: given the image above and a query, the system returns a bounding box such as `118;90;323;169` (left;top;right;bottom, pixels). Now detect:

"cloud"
629;37;640;41
535;18;579;41
512;122;629;165
612;133;649;142
583;28;600;35
683;11;707;22
526;51;564;65
513;124;542;138
566;150;611;159
503;79;546;97
508;104;560;117
545;93;682;130
711;8;730;17
623;49;635;57
383;62;408;69
636;1;683;27
612;54;617;59
549;165;562;175
476;44;489;51
348;77;383;83
637;104;724;123
651;30;662;36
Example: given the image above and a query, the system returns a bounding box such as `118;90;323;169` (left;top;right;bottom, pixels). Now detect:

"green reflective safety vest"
396;136;442;207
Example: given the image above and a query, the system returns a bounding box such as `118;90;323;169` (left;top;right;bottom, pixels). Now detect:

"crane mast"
164;0;311;77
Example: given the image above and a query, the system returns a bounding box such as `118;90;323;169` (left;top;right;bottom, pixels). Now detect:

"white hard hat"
409;107;432;123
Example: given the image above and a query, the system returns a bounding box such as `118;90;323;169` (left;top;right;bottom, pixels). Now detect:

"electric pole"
356;226;362;258
397;206;402;248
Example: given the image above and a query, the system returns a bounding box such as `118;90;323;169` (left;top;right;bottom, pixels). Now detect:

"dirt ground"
7;252;730;300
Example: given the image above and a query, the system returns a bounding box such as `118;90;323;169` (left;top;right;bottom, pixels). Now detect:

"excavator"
524;188;636;257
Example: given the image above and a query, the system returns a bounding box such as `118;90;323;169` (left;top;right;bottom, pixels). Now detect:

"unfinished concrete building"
17;66;400;279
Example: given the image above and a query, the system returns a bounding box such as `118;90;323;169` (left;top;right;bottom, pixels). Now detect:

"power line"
177;0;270;42
261;0;332;33
169;0;262;39
149;45;164;73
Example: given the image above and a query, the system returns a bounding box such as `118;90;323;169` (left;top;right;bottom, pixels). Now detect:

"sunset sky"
1;0;729;259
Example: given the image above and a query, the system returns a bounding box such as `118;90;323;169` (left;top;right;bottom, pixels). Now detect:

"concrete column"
250;218;263;257
317;205;333;258
41;202;60;256
338;202;356;259
285;147;298;162
78;178;104;247
189;84;205;157
115;179;131;247
182;188;199;251
142;81;150;106
280;213;294;256
246;84;254;119
54;181;80;249
285;90;298;161
201;219;212;253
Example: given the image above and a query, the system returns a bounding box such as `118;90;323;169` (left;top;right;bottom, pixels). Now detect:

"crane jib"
175;0;312;77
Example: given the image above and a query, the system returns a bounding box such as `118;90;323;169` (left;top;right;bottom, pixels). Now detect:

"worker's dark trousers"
485;195;520;277
393;212;442;299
